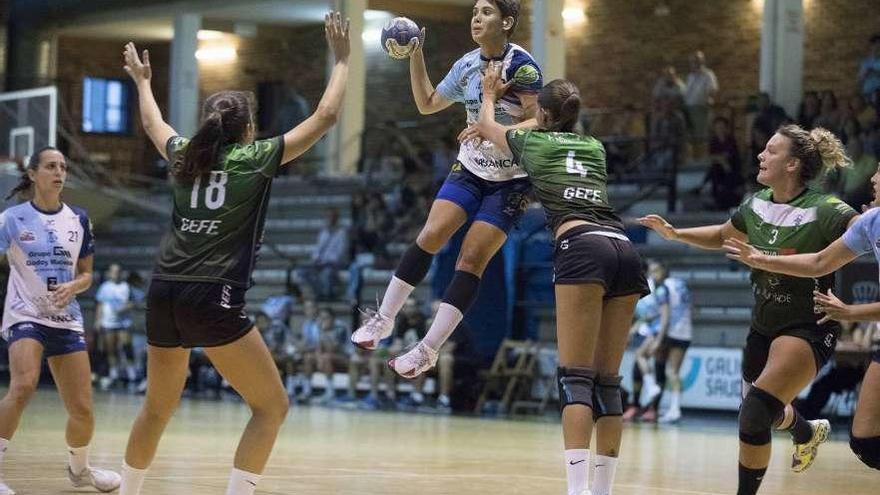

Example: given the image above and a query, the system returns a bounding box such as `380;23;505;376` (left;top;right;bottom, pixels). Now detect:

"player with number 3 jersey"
640;124;857;494
118;12;350;495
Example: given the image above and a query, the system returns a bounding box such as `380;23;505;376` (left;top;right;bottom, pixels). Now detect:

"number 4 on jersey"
190;172;228;210
565;150;588;177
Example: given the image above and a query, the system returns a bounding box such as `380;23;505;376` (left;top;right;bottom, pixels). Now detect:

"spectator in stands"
314;306;350;403
96;264;133;389
814;90;842;136
648;97;686;173
752;93;790;139
431;134;458;191
835;136;877;209
859;34;880;102
850;95;877;137
347;192;393;303
695;116;744;210
299;208;348;301
126;271;148;392
798;91;821;130
604;104;647;176
794;321;878;420
652;65;685;109
684;50;719;159
286;299;321;400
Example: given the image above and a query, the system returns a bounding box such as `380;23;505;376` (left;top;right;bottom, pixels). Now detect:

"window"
82;77;130;134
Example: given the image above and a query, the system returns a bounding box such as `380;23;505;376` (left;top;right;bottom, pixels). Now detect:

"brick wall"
565;0;762;112
50;1;877;176
803;0;880;97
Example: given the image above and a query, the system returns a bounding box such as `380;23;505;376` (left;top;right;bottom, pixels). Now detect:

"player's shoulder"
857;206;880;226
454;48;482;68
808;190;856;215
506;43;539;66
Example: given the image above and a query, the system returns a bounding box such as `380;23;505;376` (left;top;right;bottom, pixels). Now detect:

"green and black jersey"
730;188;857;336
506;129;623;233
152;136;284;288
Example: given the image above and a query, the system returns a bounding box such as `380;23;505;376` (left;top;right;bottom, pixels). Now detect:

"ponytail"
175;91;254;183
179;112;224;182
537;79;582;132
777;124;850;183
5;147;57;200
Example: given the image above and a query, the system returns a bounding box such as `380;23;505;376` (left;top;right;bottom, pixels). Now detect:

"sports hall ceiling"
53;0;474;41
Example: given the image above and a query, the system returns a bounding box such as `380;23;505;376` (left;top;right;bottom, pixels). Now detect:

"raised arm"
124;42;177;160
474;62;513;155
281;12;350;165
723;236;859;279
408;29;453;115
638;215;746;250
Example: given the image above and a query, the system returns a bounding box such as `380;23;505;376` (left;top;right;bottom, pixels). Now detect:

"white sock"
226;467;261;495
565;449;589;495
0;437;9;467
378;277;415;320
591;455;619;495
643;373;657;389
422;303;463;350
119;461;147;495
669;390;681;413
68;445;89;474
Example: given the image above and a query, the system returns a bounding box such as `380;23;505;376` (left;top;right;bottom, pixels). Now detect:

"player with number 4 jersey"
475;66;648;495
118;12;350;495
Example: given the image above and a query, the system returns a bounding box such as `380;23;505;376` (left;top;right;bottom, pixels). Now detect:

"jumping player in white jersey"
0;148;120;494
352;0;543;379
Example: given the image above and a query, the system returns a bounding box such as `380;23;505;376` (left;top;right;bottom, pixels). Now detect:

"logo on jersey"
52;246;72;258
513;64;540;86
19;231;35;242
560;239;570;251
824;333;835;348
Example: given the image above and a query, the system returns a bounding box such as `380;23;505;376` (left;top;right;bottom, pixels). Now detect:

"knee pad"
557;367;596;412
850;435;880;470
739;386;784;446
592;374;624;420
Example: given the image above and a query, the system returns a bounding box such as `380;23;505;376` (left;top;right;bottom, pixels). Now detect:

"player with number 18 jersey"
147;135;284;348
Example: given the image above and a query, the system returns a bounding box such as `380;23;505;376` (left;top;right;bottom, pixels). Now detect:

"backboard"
0;86;57;163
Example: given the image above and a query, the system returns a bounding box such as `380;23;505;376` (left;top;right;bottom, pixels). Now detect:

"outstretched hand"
814;289;850;324
722;237;767;269
122;42;151;84
458;125;483;144
637;214;678;241
325;11;351;62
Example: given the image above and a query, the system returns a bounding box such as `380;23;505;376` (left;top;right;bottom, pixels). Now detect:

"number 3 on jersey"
565;150;588;177
190;172;228;210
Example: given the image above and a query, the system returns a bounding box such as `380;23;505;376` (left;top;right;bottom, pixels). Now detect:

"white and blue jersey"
436;43;543;182
0;202;94;337
841;207;880;363
658;277;693;341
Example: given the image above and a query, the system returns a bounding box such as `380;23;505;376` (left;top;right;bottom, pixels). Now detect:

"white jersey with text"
0;202;94;337
436;43;543;182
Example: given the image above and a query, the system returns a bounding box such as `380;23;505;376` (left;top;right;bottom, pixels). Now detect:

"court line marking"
6;471;727;495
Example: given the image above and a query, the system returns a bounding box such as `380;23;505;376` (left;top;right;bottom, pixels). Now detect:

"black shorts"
553;224;650;298
661;336;691;351
741;327;839;383
147;279;253;348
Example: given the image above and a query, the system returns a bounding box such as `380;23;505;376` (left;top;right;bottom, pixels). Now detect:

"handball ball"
381;17;422;59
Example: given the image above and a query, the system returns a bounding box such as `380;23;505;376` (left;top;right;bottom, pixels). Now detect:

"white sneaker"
388;342;439;378
68;466;122;492
0;478;15;495
659;408;682;423
643;381;662;405
351;310;394;350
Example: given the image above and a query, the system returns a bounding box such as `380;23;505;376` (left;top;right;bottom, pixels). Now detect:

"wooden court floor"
2;390;876;494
